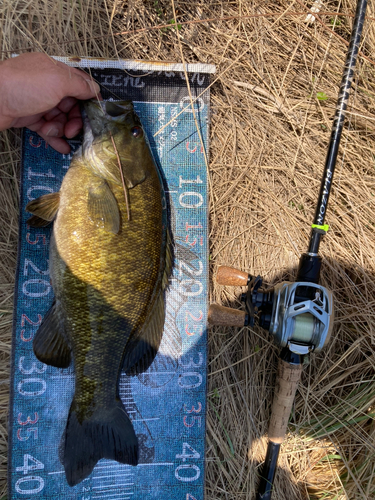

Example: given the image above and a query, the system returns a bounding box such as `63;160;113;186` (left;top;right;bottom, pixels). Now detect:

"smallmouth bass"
26;100;171;486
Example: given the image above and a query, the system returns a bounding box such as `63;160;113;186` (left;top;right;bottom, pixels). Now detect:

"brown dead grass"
1;1;375;499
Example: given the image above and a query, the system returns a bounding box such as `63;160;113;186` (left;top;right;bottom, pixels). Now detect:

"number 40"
177;442;200;460
16;454;44;475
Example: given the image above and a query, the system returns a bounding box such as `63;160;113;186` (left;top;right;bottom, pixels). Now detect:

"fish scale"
9;57;215;500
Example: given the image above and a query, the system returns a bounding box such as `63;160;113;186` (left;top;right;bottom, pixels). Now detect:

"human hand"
0;53;102;154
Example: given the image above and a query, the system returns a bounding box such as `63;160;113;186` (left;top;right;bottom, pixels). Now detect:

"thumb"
60;72;101;100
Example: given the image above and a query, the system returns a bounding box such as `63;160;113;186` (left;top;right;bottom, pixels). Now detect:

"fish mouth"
82;100;135;140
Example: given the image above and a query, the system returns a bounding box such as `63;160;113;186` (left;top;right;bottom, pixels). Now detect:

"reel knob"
208;304;247;327
216;266;250;286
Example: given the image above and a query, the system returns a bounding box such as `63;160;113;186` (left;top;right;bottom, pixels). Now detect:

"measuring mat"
9;57;215;500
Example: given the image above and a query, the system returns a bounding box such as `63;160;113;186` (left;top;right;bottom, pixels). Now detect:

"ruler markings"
103;495;134;499
98;493;135;497
118;372;177;378
132;417;160;422
48;470;134;476
90;462;174;472
93;483;134;490
137;463;174;467
93;474;133;480
91;464;131;470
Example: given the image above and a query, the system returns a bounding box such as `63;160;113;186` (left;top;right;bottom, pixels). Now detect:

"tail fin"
63;399;138;486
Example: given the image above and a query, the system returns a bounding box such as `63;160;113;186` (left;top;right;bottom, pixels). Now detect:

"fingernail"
47;127;59;137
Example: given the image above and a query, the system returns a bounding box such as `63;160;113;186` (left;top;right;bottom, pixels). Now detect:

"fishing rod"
208;0;368;498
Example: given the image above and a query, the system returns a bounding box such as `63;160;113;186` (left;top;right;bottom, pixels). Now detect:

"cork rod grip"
268;359;303;444
208;304;246;327
216;266;249;286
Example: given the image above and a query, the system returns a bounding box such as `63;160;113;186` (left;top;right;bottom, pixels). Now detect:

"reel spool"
268;281;334;354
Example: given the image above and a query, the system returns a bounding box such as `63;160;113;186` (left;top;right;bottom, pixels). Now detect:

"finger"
64;102;84;138
10;112;45;129
65;117;83;139
44;97;79;122
39;133;71;154
44;107;62;122
57;96;78;114
39;114;68;138
68;102;82;120
25;117;47;133
54;63;103;99
59;71;101;101
54;61;93;79
22;115;71;154
27;56;96;92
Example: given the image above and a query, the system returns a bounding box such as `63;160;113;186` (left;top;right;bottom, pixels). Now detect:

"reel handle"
208;304;247;327
216;266;250;286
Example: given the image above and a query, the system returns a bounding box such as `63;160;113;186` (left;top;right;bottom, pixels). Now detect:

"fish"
25;100;171;487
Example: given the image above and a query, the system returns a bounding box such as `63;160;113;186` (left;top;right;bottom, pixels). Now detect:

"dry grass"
1;1;375;499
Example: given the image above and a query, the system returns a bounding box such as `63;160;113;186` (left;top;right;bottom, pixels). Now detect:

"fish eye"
131;126;143;138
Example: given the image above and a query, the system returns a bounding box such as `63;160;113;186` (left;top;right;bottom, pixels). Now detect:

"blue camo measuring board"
9;57;215;500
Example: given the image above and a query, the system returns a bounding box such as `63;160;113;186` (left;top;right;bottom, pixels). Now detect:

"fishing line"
110;131;131;221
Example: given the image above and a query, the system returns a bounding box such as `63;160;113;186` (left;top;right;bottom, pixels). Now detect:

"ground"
1;1;375;498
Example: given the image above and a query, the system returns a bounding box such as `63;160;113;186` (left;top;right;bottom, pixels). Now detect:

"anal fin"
33;300;71;368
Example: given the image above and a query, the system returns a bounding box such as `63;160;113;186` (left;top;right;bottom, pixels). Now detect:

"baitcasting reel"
209;265;334;356
245;276;333;355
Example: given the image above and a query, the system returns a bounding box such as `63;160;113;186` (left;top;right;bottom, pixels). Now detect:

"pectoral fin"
88;181;120;234
33;301;71;368
26;192;60;226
